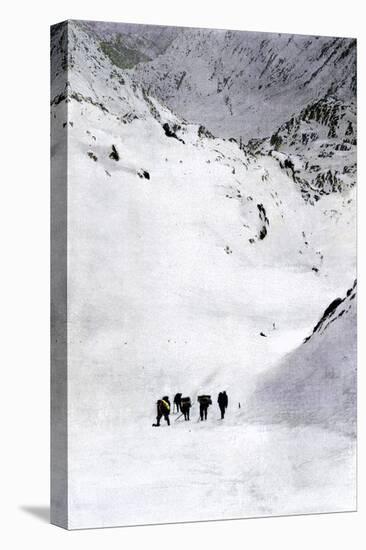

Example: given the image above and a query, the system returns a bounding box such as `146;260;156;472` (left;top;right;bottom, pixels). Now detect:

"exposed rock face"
248;96;356;204
270;97;357;147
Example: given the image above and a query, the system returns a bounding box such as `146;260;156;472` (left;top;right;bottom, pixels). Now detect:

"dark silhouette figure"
198;395;212;421
173;393;182;413
180;397;192;421
218;391;228;419
154;397;170;426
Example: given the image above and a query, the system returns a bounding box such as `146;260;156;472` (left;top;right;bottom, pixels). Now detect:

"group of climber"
153;391;228;427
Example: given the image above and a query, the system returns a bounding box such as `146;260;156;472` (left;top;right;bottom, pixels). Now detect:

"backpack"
198;395;212;406
161;399;170;413
181;397;191;407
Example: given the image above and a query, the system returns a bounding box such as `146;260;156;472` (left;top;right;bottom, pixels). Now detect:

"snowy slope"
249;281;356;436
130;29;356;139
51;21;357;529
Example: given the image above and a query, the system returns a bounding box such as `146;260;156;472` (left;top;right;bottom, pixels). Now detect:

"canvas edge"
48;19;358;530
50;20;69;530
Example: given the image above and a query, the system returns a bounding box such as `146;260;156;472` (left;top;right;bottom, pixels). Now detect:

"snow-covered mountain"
130;28;356;139
51;17;356;437
249;280;357;436
247;95;356;204
51;20;356;529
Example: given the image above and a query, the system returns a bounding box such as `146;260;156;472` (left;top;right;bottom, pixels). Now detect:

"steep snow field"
51;21;357;528
250;281;357;436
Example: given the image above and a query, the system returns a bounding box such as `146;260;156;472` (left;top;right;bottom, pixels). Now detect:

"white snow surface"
69;422;355;528
249;281;357;437
51;21;357;528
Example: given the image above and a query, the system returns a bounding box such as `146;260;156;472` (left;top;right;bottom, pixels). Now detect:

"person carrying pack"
198;395;212;421
180;396;192;421
217;391;228;419
153;396;171;427
173;393;182;413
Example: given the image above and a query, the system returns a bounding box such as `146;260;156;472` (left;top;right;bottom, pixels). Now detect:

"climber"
153;397;171;427
180;397;192;421
173;393;182;413
217;391;228;419
198;395;212;421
